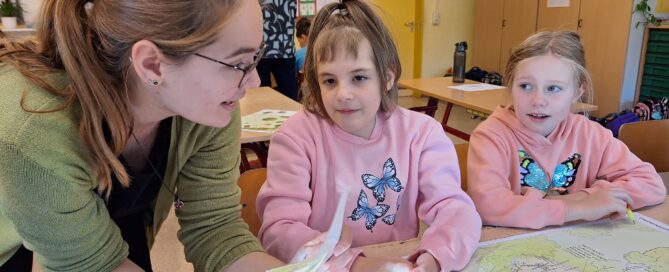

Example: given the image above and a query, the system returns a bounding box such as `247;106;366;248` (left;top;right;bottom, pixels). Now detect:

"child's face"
317;40;390;138
511;54;583;136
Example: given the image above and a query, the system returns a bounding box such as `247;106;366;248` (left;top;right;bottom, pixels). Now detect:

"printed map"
463;214;669;271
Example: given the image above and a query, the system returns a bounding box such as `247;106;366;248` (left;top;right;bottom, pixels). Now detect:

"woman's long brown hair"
0;0;240;197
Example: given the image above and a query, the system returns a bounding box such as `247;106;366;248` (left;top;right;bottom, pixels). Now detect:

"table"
398;77;599;141
0;27;35;40
239;87;302;144
360;173;669;259
238;87;302;171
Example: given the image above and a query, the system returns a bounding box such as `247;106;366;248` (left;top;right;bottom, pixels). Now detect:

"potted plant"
0;0;20;29
634;0;661;28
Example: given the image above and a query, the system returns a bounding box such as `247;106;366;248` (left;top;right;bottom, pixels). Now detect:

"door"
499;0;539;73
472;0;505;73
578;0;633;116
537;0;581;31
372;0;417;79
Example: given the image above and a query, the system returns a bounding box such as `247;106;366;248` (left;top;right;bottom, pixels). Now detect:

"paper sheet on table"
267;186;351;272
448;83;506;92
462;213;669;271
242;109;296;133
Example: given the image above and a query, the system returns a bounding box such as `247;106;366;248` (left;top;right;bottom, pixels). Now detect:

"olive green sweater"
0;64;262;271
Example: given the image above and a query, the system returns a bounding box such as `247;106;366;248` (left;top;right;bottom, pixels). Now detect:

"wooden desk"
239;87;302;144
361;196;669;260
399;77;599;141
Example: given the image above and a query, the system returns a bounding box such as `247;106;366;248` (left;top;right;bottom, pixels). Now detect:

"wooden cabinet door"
472;0;505;73
499;0;539;73
537;0;581;31
578;0;633;116
373;0;417;79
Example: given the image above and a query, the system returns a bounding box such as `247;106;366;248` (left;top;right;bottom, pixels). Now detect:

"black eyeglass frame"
194;43;268;88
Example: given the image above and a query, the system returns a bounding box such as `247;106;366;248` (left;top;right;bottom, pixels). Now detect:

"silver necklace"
130;132;184;210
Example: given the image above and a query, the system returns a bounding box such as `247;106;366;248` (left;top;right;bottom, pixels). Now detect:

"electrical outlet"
432;11;440;25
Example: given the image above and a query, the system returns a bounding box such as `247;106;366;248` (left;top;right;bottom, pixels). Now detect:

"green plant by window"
0;0;21;17
634;0;661;28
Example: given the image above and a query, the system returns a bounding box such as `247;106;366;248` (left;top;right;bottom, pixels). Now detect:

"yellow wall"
420;0;475;77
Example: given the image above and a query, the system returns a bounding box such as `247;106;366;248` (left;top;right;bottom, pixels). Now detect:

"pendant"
174;198;184;210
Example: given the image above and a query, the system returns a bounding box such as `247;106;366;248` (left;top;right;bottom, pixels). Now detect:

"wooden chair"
454;143;469;191
240;142;268;173
237;168;267;236
618;119;669;172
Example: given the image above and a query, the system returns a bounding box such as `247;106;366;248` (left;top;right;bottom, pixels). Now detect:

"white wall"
16;0;40;27
420;0;474;77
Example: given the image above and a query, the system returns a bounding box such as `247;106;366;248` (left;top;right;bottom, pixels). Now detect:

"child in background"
467;31;666;230
256;0;482;271
295;17;311;72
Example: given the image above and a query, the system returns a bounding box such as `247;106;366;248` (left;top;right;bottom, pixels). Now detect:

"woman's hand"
291;226;354;271
565;187;633;222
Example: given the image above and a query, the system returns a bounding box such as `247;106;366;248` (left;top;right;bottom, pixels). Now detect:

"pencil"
626;204;635;223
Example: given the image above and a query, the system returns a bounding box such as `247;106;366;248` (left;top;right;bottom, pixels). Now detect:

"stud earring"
148;79;159;86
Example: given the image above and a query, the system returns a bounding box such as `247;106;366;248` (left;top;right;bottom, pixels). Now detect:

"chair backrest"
618;119;669;172
454;143;469;191
237;168;267;236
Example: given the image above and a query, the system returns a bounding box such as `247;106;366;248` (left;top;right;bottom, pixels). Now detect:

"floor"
32;91;484;272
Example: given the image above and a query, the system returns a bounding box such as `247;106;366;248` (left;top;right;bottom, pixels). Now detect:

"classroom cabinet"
471;0;539;74
538;0;634;116
473;0;635;116
636;26;669;101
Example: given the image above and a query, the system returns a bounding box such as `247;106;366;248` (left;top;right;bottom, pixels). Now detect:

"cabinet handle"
502;19;506;27
578;19;583;28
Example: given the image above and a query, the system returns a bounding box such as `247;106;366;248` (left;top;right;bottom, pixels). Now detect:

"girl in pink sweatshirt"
467;31;666;230
255;1;481;271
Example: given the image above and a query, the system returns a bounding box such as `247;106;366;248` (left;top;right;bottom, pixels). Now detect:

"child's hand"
565;187;633;222
412;252;440;272
291;226;353;271
351;256;414;272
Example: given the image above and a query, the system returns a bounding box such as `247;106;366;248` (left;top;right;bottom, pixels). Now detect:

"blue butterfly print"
349;190;390;231
382;194;401;225
519;150;550;191
518;150;582;193
552;153;581;189
362;158;404;202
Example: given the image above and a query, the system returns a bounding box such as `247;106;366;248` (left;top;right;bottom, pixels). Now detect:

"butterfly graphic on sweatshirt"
381;194;401;225
349;190;390;231
362;158;404;202
519;150;582;193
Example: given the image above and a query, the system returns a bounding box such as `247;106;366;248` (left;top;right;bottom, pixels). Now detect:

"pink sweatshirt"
468;106;666;229
257;107;481;271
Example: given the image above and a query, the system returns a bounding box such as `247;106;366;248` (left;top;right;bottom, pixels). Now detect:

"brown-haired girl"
256;1;481;271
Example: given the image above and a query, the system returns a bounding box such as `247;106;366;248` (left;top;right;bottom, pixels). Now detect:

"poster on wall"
299;0;316;16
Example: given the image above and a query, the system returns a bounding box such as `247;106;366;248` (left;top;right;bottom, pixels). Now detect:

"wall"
419;0;474;77
15;0;40;27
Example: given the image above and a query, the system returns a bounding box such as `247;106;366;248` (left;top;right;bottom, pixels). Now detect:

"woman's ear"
130;40;165;86
385;70;396;92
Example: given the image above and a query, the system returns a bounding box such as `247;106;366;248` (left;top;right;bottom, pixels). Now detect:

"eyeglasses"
194;43;268;88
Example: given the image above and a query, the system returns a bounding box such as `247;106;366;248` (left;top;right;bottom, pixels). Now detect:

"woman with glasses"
0;1;282;271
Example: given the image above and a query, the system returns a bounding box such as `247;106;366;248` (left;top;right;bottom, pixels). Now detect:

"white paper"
447;83;506;92
267;186;351;272
463;213;669;271
547;0;570;8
